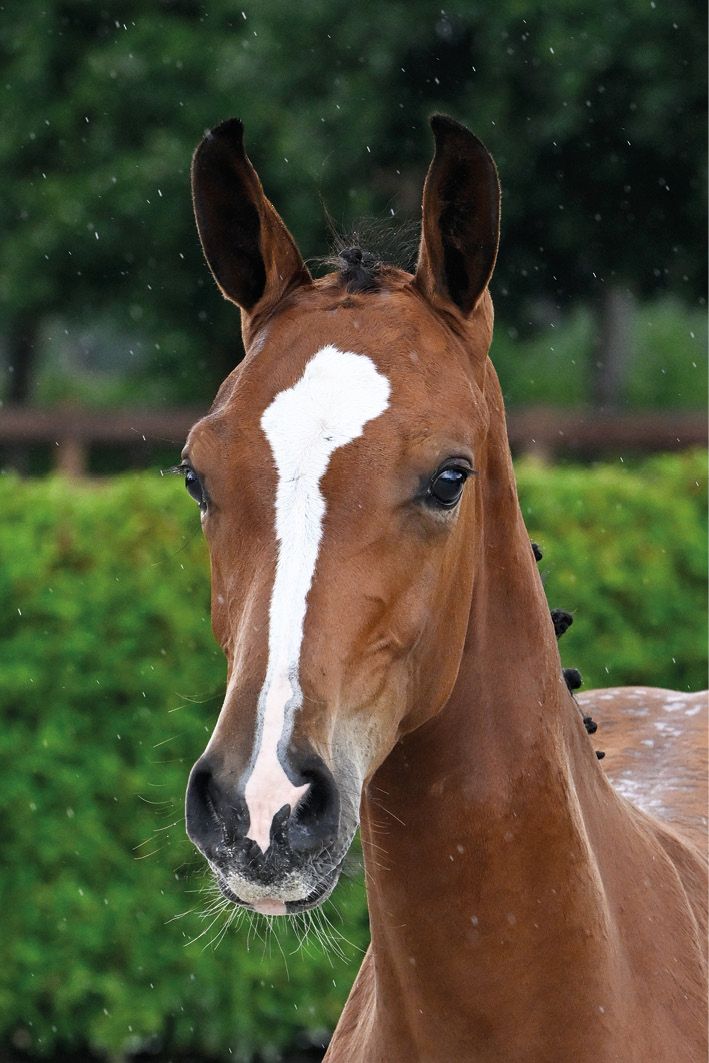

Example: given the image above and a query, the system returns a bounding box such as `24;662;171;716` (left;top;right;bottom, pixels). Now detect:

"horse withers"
180;115;708;1061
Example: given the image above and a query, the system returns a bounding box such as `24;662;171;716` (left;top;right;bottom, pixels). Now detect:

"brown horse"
181;115;707;1061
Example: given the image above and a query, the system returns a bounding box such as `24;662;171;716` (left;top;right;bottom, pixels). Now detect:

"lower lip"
252;899;287;916
216;848;348;914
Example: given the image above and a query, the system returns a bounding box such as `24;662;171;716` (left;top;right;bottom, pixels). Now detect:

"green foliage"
492;295;708;409
1;454;706;1058
625;299;709;409
518;451;707;691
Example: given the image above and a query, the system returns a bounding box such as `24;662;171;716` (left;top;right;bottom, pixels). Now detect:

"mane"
313;216;420;293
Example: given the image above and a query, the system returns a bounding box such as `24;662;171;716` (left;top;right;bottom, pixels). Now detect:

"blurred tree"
0;0;705;408
1;1;234;404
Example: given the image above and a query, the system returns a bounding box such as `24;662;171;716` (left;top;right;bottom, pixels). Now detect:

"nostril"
288;758;340;855
185;759;222;854
185;757;249;856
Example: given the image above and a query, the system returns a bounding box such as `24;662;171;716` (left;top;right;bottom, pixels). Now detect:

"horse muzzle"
185;753;355;913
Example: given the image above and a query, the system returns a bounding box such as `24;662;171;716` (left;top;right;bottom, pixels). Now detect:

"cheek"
207;517;277;652
395;529;476;731
209;569;230;651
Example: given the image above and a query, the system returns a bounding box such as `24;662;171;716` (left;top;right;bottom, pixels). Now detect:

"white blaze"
243;345;391;852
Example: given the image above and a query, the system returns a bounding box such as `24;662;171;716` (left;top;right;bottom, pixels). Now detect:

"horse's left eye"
428;466;470;508
184;468;205;508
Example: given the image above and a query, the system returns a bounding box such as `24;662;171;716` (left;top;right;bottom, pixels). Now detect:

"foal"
182;115;707;1061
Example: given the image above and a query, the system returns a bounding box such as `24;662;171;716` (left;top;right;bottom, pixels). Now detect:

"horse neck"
359;359;618;1043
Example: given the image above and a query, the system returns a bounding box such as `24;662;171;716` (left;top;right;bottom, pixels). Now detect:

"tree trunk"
3;317;40;473
591;286;634;409
6;317;39;405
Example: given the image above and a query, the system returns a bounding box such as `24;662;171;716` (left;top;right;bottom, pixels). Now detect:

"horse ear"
415;115;501;317
191;118;311;316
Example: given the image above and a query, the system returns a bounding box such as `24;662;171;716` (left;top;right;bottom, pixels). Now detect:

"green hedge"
1;453;706;1060
520;452;707;691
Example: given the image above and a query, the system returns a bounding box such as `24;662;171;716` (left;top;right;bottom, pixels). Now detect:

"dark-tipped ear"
415;115;500;317
191;118;310;315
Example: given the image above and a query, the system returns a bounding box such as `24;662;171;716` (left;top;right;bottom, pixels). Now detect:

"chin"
211;845;349;916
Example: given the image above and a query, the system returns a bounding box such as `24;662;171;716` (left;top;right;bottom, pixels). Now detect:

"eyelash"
168;462;207;511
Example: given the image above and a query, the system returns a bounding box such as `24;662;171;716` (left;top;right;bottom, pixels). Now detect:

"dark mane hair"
314;217;420;293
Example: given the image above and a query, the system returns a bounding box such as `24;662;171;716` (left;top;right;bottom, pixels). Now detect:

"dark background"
1;0;706;428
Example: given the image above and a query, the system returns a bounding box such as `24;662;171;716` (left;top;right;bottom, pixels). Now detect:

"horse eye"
428;466;469;508
184;468;205;508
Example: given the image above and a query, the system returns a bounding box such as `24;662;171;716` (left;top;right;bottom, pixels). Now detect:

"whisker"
184;903;231;948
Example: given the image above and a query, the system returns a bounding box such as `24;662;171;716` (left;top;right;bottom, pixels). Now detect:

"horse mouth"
212;848;348;915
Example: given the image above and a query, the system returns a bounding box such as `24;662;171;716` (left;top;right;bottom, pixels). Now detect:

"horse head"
183;115;500;915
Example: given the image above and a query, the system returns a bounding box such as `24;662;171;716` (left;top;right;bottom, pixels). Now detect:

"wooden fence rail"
0;405;705;475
